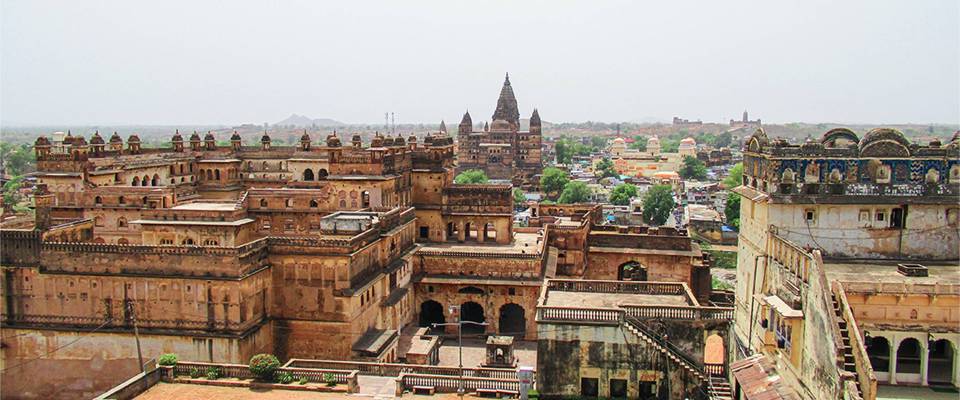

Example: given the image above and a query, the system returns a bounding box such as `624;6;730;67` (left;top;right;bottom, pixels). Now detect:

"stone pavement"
437;337;537;369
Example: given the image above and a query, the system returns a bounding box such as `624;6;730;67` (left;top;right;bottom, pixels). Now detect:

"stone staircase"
832;294;863;398
623;317;732;400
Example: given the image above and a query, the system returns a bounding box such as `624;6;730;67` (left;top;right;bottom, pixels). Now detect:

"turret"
34;136;51;158
458;111;473;135
371;132;384;148
352;134;363;148
90;131;105;155
33;184;54;230
326;131;342;147
189;131;202;151
530;109;542;134
230;131;242;151
439;120;447;134
408;134;418;151
204;131;216;150
172;129;184;152
72;135;89;159
261;132;271;150
127;134;142;154
491;73;520;128
109;132;123;151
300;130;312;150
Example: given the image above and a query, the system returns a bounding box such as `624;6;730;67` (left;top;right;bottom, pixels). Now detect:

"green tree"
722;163;743;188
725;194;741;230
679;156;708;180
590;136;608;149
454;169;489;184
2;176;24;207
715;132;733;148
558;181;592;204
554;140;571;164
629;136;647;151
595;158;618;179
660;138;680;153
642;185;675;226
608;183;637;206
513;188;526;207
541;167;569;199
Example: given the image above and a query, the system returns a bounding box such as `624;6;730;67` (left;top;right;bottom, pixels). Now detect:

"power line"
0;318;111;373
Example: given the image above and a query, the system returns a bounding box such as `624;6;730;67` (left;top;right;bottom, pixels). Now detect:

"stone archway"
461;301;485;335
618;261;648;281
419;300;445;331
896;338;922;378
928;339;955;385
303;168;315;181
498;303;526;337
867;336;891;378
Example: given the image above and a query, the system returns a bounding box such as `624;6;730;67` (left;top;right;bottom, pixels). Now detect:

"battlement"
742;128;960;203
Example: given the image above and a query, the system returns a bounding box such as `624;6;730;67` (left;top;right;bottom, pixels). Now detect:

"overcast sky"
2;0;958;126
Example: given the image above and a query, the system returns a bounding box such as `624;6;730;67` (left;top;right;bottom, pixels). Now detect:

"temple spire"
492;73;519;126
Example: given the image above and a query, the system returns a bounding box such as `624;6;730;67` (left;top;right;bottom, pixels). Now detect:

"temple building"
456;74;543;186
731;128;960;399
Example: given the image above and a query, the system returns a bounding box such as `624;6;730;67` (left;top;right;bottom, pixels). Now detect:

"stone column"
457;221;466;242
920;338;929;386
889;337;898;385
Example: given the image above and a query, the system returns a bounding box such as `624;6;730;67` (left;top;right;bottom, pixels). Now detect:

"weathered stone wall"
414;281;539;340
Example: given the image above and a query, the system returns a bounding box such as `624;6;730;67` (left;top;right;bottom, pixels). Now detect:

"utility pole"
433;305;488;398
127;301;145;373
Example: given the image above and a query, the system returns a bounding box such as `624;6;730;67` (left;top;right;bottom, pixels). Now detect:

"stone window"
875;210;885;223
508;288;516;296
804;209;816;224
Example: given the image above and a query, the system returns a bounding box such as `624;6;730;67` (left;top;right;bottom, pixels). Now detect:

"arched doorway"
866;336;890;378
460;301;485;335
303;169;314;181
618;261;648;281
498;303;525;337
318;169;328;179
928;339;955;385
419;300;445;332
896;338;922;380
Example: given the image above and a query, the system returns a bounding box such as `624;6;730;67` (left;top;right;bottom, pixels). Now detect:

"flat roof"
825;260;960;286
417;231;541;255
543;291;690;308
170;203;237;211
132;218;255;227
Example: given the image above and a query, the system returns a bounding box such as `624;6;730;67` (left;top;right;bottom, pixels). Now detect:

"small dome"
326;133;341;147
73;136;88;146
109;132;123;143
261;133;271;143
408;134;417;142
395;135;406;146
352;134;363;143
172;130;183;142
371;134;384;147
301;132;311;142
204;132;215;141
35;136;51;146
647;135;660;144
859;128;911;157
90;132;105;145
230;131;241;141
612;137;625;145
127;134;141;143
383;136;395;147
190;132;201;142
680;137;696;145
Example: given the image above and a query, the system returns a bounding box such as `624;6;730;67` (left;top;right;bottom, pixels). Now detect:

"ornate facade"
732;128;960;399
456;74;543;185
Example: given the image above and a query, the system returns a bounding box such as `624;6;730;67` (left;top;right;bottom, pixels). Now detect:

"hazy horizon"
2;1;958;126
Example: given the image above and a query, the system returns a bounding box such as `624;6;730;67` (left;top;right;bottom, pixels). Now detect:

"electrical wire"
0;318;111;373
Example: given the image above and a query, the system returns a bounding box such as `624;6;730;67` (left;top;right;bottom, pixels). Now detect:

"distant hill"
275;114;344;127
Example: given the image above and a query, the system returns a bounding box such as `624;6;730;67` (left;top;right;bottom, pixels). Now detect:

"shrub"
276;371;294;384
249;354;281;381
157;353;178;366
298;376;309;385
323;372;337;387
205;366;222;380
189;367;201;378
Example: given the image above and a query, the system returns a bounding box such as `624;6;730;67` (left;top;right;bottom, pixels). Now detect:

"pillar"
889;337;898;385
457;221;466;242
920;338;929;386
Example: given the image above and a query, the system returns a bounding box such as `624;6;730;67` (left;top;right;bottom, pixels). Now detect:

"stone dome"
204;132;215;141
261;133;271;143
127;134;141;143
90;132;105;145
490;119;512;131
190;132;202;142
859;128;911;157
35;136;51;146
109;132;123;143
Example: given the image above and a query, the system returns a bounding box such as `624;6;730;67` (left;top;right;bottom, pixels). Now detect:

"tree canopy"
541;167;569;199
554;138;597;164
454;169;489;184
722;163;743;188
513;188;526;207
679;156;708;180
725;194;741;230
608;183;637;206
558;181;592;204
642;185;676;226
595;158;618;179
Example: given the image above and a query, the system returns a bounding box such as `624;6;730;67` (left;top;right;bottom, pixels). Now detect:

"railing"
546;279;687;296
536;306;622;324
704;362;725;376
284;359;527;381
834;282;877;400
7;314;252;332
171;361;356;384
621;305;733;321
624;316;706;379
398;373;520;393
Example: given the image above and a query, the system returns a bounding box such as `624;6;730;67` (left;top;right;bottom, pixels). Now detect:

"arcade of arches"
864;331;959;387
416;287;536;340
